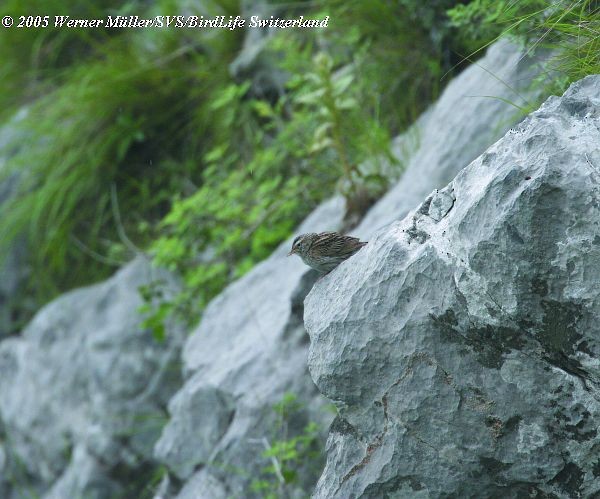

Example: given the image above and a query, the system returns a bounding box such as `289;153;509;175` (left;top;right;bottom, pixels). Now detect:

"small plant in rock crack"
137;279;176;342
249;393;324;499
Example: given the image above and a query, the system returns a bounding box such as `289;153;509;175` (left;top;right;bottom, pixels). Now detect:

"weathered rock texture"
305;75;600;498
0;257;184;499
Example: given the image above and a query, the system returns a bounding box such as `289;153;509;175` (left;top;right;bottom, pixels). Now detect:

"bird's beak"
287;248;294;256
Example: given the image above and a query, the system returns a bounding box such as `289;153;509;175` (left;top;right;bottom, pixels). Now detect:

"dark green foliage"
0;1;243;301
2;41;208;296
0;0;121;116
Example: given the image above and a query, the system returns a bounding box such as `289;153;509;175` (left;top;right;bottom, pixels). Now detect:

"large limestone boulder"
305;75;600;498
0;257;184;499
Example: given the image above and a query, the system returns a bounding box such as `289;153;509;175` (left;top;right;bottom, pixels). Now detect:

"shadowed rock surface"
305;76;600;498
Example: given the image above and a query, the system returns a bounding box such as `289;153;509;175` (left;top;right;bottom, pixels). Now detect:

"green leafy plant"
150;79;328;325
292;50;397;222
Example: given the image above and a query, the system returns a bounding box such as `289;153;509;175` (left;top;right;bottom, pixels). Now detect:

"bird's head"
288;233;315;257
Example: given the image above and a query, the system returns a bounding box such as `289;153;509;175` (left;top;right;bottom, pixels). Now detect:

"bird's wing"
313;232;366;257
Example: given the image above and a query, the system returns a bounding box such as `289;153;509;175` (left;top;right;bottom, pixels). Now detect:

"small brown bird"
287;231;367;274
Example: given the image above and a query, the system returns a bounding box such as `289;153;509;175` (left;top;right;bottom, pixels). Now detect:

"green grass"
448;0;600;92
0;2;243;298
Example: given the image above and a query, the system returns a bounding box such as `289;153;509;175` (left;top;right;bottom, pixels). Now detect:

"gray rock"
44;445;123;499
0;257;184;498
152;473;178;499
154;384;235;479
305;75;600;498
155;198;346;497
175;471;228;499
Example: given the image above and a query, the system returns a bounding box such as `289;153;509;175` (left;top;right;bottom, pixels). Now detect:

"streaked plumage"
287;231;367;274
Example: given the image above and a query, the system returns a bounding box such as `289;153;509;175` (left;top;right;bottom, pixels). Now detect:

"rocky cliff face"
0;38;553;498
305;75;600;498
151;39;547;498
